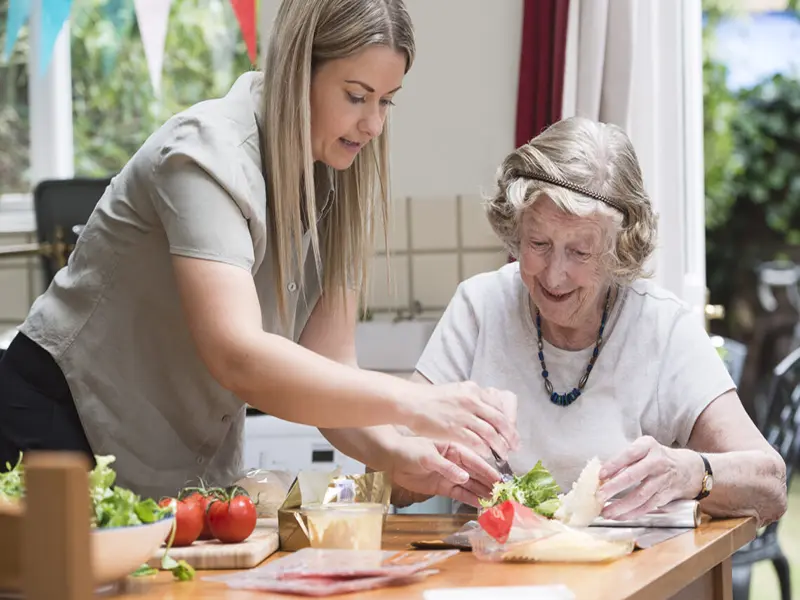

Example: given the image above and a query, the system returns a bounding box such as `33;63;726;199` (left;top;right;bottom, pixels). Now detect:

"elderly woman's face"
519;197;611;328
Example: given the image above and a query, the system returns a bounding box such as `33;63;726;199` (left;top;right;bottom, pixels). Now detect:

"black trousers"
0;332;94;471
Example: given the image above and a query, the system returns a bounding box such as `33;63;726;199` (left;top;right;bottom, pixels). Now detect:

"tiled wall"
0;195;509;325
367;195;509;318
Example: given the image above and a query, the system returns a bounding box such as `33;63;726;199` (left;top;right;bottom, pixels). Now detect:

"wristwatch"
694;453;714;500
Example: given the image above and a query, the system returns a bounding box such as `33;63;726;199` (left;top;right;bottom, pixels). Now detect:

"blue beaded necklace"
535;287;612;407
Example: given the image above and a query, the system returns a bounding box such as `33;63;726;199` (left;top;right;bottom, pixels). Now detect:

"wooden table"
110;514;756;600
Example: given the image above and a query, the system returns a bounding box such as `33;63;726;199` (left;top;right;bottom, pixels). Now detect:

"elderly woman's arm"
684;390;787;525
599;390;787;527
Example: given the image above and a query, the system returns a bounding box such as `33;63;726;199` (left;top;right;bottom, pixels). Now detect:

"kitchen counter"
109;513;755;600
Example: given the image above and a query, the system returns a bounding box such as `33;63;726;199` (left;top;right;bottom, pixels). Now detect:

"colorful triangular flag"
100;0;136;76
3;0;31;60
133;0;174;96
39;0;73;74
230;0;257;64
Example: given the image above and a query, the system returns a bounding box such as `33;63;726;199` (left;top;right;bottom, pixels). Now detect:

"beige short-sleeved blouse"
20;72;332;499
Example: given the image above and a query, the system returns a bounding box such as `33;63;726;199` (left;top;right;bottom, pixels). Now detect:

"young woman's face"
310;45;406;170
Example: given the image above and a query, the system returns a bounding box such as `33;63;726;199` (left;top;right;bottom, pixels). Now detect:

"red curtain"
514;0;571;148
509;0;570;263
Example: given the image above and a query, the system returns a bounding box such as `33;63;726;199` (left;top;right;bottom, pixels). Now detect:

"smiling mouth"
539;284;575;302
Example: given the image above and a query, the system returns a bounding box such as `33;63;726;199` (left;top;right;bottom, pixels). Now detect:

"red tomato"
197;495;215;540
159;497;204;547
207;493;257;544
180;491;215;540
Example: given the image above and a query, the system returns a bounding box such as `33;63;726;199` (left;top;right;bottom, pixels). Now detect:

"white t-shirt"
416;262;735;492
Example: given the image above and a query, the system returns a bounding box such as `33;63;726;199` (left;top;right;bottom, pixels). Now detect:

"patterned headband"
511;170;627;217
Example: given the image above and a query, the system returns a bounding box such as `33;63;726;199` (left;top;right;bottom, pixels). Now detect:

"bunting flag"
100;0;136;75
230;0;257;64
39;0;73;74
4;0;257;80
3;0;30;60
132;0;174;96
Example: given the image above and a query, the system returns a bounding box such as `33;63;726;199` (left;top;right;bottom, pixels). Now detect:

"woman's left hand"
597;436;704;521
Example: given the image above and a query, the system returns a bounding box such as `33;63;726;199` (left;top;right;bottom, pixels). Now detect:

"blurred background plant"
703;5;800;593
703;0;800;385
0;0;253;192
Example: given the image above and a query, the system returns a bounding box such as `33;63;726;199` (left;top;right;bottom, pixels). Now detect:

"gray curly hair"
485;116;658;284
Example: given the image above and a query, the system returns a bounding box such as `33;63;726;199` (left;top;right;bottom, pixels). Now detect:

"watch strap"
694;453;712;500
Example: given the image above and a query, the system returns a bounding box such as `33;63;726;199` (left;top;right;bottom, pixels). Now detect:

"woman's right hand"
402;381;519;460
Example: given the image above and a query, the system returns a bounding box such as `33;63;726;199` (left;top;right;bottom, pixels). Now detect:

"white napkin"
423;585;575;600
591;499;700;528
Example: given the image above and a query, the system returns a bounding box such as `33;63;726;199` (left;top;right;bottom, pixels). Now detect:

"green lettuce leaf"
0;453;24;501
480;460;562;517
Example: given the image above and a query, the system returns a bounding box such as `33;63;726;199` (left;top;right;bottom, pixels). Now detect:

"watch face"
706;475;714;491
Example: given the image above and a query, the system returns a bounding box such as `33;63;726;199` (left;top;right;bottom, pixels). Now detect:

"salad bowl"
91;516;174;585
0;453;186;590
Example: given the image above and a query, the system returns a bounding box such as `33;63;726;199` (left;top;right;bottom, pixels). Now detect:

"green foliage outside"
0;0;29;193
702;0;800;340
0;0;254;193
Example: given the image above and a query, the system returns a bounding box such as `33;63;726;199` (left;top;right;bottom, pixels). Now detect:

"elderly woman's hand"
596;436;704;521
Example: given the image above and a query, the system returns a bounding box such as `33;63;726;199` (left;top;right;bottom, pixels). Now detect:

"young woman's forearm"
319;426;403;471
696;449;787;527
221;331;418;428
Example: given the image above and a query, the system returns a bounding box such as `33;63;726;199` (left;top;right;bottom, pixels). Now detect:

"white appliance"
243;414;365;475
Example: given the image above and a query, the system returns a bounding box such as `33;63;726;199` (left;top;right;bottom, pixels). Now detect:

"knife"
490;448;514;483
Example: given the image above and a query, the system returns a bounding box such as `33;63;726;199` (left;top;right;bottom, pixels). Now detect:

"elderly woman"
403;116;787;527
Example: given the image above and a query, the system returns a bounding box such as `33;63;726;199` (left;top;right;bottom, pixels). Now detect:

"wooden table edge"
108;515;758;600
622;517;757;600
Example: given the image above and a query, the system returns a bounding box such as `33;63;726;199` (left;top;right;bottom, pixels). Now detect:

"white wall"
259;0;524;197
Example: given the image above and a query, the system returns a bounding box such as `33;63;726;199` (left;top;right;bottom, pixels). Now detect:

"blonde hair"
486;116;657;284
261;0;415;326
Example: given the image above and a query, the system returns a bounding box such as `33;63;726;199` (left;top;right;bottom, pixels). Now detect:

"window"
0;0;31;194
70;0;254;178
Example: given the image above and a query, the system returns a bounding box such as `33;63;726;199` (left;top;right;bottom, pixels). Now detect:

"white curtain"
561;0;636;130
561;0;707;323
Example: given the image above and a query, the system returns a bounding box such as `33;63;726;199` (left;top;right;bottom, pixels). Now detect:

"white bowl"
91;517;174;585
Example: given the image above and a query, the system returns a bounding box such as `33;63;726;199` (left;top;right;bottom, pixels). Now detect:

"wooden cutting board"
147;525;280;570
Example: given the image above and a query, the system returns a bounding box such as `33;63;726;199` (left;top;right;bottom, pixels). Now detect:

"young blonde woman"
0;0;516;505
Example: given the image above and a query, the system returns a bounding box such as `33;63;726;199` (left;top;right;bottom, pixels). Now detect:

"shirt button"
288;282;297;292
196;456;205;465
221;414;231;424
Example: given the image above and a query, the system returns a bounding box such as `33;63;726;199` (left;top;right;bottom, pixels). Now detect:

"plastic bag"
470;500;635;563
203;548;459;596
234;468;295;518
216;569;438;596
